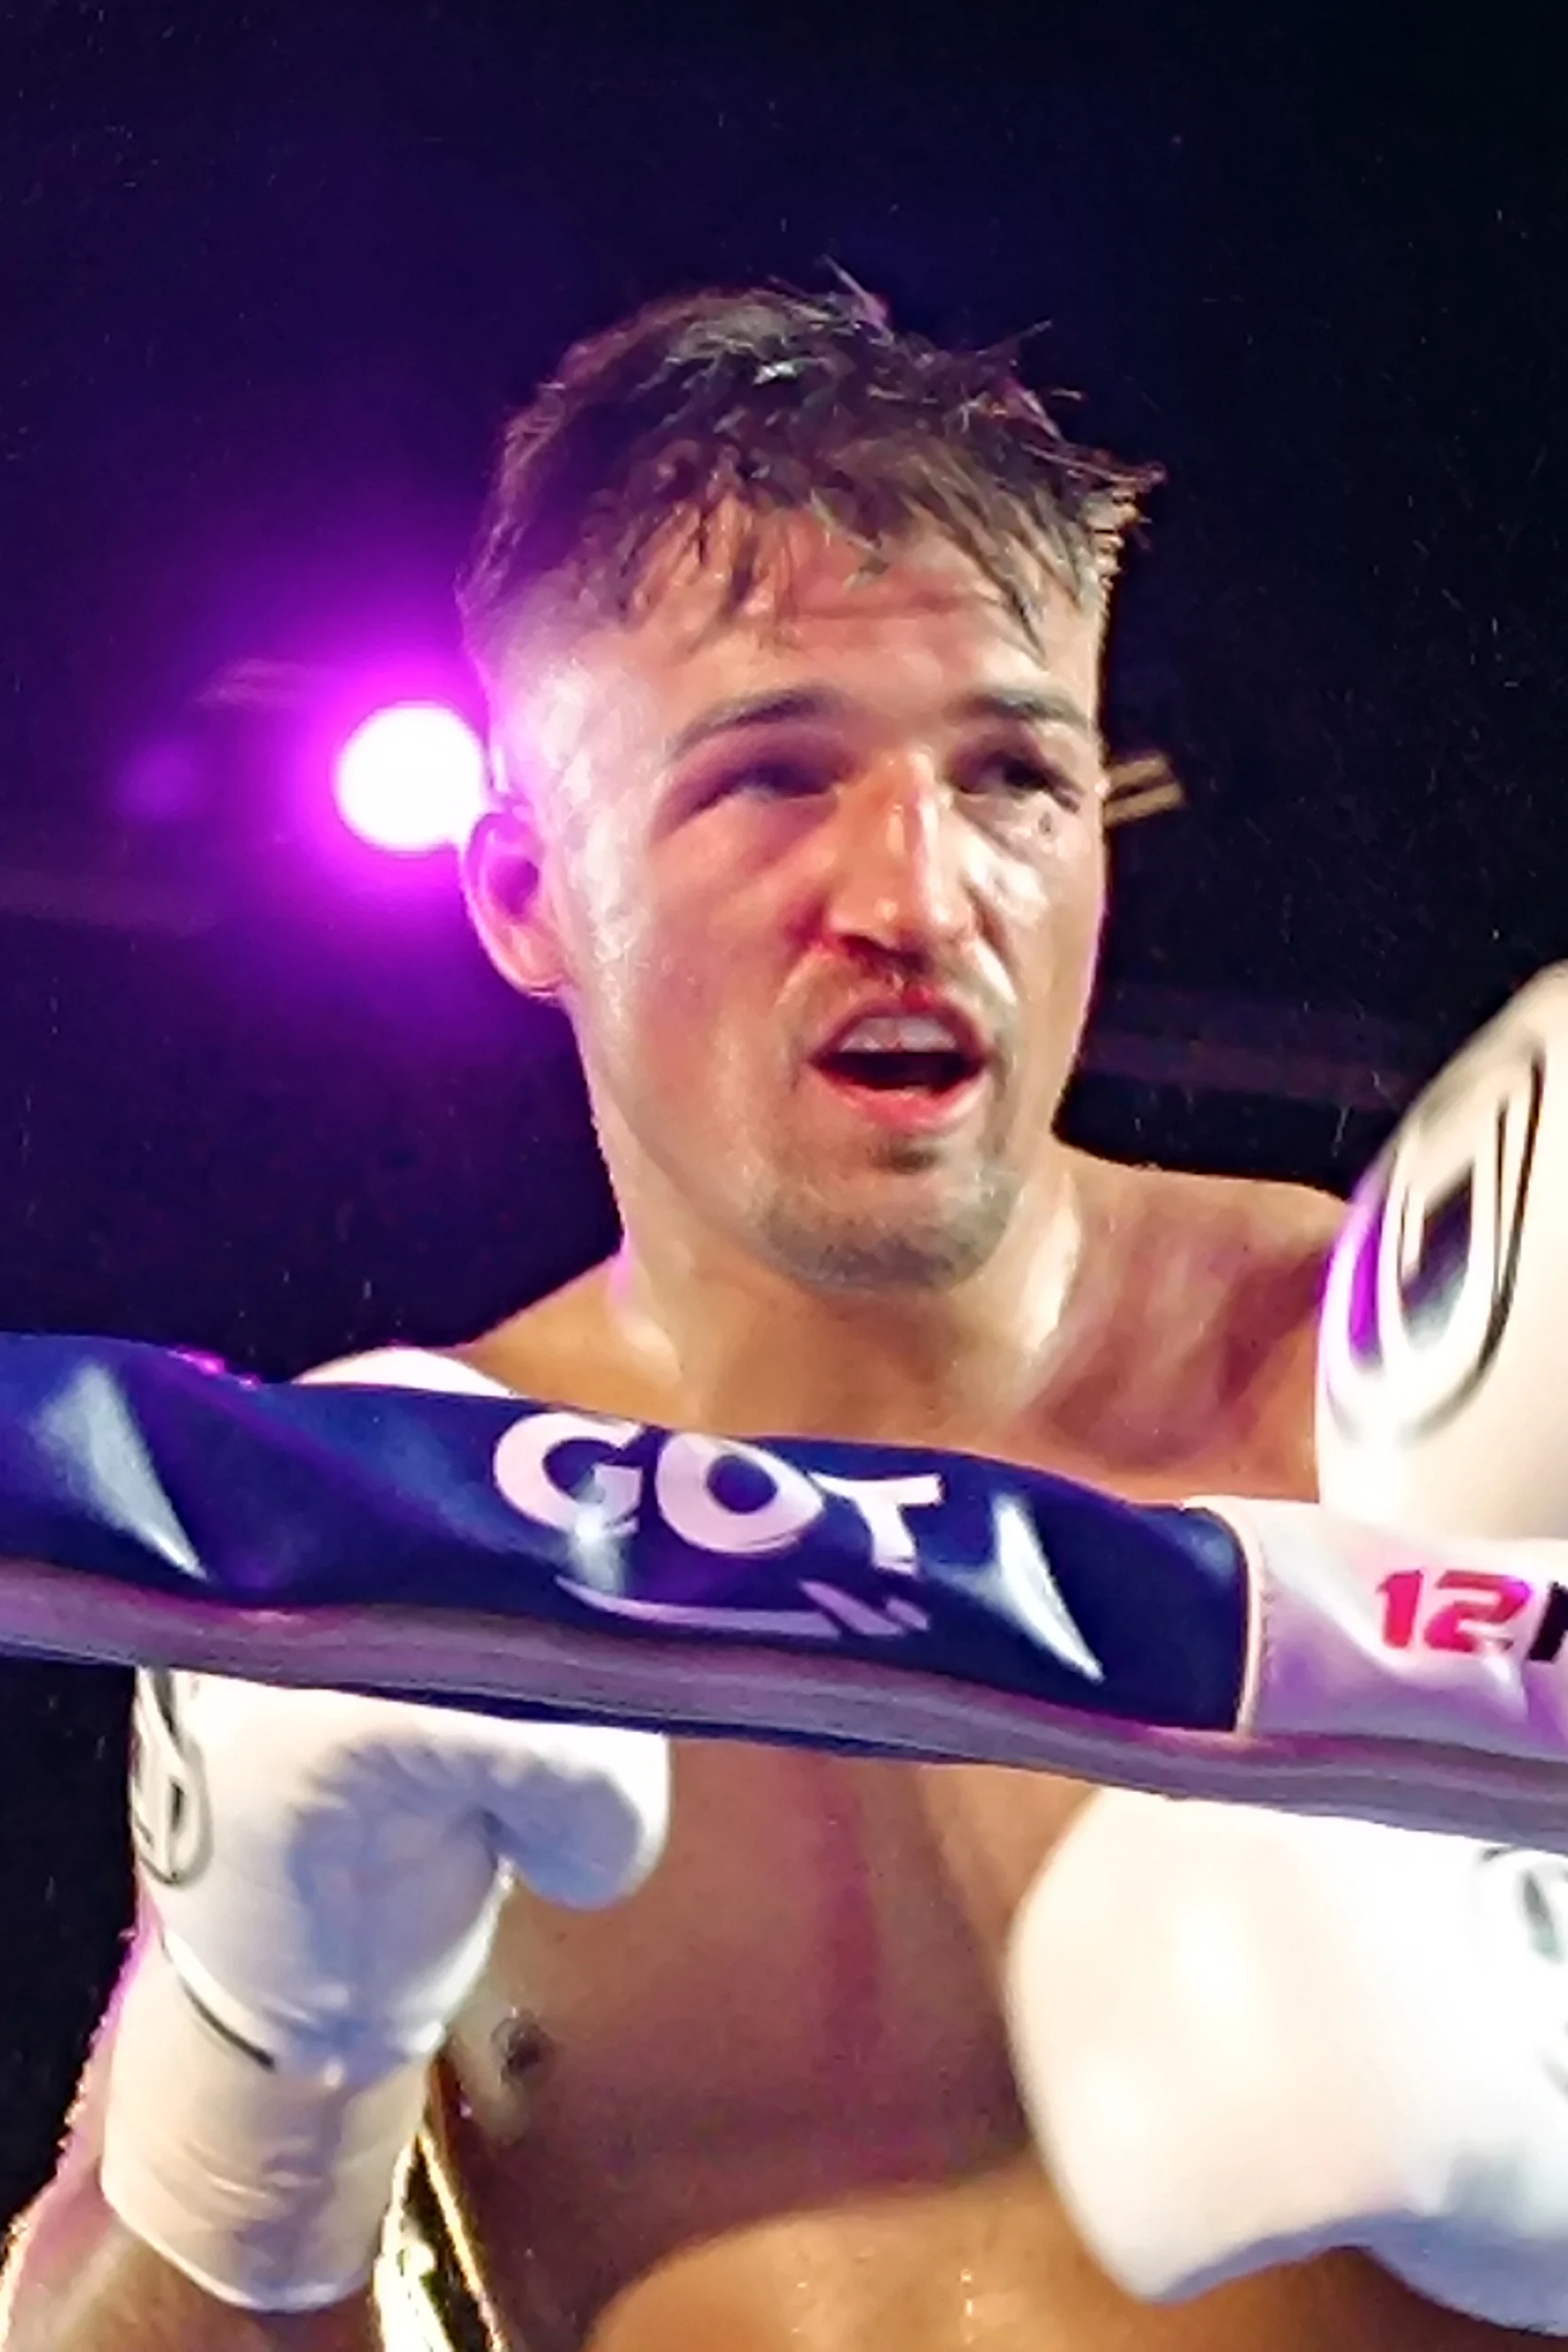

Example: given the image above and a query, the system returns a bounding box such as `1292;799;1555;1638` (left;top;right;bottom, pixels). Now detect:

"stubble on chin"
752;1160;1022;1294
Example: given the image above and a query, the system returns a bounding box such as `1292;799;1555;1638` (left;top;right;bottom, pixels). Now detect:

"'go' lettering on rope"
492;1405;1105;1676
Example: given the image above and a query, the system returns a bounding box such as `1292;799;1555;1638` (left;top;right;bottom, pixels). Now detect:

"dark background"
2;0;1566;2222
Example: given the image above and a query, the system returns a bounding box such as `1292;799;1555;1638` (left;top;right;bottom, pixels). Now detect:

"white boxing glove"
99;1348;670;2315
1007;1789;1568;2332
1319;961;1568;1543
1006;972;1568;2327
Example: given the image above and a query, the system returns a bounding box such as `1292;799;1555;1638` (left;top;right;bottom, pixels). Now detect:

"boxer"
3;282;1556;2352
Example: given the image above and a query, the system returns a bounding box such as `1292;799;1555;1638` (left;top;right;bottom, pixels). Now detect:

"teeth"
834;1014;965;1054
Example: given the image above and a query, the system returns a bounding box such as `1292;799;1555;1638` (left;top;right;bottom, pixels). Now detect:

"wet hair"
457;280;1160;688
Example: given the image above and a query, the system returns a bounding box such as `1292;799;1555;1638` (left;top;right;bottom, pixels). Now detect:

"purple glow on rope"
334;704;488;854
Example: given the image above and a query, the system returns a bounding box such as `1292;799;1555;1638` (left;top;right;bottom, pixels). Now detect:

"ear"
461;796;570;998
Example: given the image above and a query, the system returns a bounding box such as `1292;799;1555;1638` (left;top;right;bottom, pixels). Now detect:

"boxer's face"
471;516;1107;1290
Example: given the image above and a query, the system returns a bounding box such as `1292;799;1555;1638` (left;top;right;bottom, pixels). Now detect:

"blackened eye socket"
731;757;833;800
964;751;1088;809
698;755;835;807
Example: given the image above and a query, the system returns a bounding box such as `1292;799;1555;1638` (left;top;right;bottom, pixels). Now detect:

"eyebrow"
666;683;1096;763
956;687;1097;738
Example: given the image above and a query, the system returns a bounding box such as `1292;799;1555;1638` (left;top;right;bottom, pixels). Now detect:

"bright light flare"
333;703;488;854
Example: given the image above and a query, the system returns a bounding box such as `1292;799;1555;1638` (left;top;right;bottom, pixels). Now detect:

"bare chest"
443;1747;1085;2349
434;1404;1330;2349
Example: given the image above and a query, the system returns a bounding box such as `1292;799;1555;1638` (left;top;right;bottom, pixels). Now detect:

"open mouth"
816;1045;981;1094
811;1012;988;1102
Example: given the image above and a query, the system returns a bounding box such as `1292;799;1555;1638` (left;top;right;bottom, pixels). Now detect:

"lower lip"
808;1064;990;1136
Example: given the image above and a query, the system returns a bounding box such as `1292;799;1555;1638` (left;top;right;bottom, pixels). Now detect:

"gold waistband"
374;2062;516;2352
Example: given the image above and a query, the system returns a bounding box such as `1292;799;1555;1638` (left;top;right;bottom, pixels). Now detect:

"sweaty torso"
426;1158;1532;2352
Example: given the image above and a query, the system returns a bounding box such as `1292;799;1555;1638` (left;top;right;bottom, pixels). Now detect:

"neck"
606;1149;1088;1448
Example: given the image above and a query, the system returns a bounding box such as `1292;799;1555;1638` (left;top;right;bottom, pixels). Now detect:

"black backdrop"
2;0;1566;2222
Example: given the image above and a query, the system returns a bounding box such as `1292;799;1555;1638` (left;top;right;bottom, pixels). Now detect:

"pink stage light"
334;703;488;854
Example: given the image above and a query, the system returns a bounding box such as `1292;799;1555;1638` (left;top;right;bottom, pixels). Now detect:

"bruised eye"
703;754;832;805
962;749;1089;810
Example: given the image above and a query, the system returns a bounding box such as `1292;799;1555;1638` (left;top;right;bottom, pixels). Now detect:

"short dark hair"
457;281;1159;689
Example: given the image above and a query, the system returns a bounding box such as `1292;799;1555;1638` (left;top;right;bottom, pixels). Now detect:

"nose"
820;751;976;961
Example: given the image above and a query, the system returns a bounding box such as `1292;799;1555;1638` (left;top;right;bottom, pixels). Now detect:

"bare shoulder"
453;1260;657;1419
1170;1161;1340;1267
1078;1148;1343;1293
292;1266;627;1410
1060;1150;1344;1489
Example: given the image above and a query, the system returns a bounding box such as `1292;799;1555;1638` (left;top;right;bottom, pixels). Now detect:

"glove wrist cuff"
100;1934;430;2313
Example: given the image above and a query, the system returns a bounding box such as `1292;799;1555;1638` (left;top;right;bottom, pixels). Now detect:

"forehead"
510;517;1106;785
